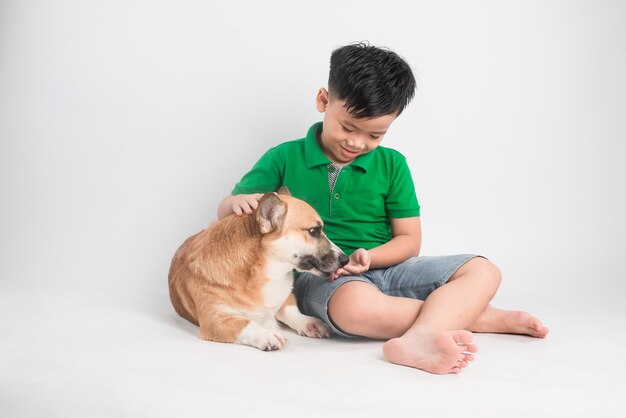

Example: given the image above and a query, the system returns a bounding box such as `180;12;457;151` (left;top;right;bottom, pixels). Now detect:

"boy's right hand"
231;193;264;216
329;248;371;281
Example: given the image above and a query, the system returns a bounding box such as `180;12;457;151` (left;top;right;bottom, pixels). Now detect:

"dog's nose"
338;253;349;267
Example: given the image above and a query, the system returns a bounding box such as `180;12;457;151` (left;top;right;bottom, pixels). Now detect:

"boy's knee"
453;257;502;290
473;257;502;291
328;282;385;335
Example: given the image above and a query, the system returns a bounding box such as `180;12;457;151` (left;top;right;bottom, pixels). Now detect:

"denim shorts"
293;254;479;338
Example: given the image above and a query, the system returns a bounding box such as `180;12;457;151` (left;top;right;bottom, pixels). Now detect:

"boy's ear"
277;186;291;196
256;193;287;234
316;88;329;113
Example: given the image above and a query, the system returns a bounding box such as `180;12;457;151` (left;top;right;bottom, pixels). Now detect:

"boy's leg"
328;283;547;340
466;305;548;337
327;256;547;374
329;257;496;374
380;257;499;373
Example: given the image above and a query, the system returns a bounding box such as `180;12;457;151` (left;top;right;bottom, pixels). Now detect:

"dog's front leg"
276;293;331;338
198;307;288;351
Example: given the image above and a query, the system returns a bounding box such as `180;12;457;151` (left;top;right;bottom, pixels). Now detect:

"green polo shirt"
232;122;420;255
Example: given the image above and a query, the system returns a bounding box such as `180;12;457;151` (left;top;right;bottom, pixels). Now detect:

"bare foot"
382;330;477;374
469;306;549;338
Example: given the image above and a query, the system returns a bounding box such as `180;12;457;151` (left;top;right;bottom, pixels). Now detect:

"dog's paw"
235;322;289;351
250;330;290;351
276;306;331;339
295;317;331;339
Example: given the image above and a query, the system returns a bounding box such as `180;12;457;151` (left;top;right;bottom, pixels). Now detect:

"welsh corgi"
168;188;348;350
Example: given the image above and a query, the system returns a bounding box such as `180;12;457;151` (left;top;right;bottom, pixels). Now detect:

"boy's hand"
231;193;264;215
329;248;370;282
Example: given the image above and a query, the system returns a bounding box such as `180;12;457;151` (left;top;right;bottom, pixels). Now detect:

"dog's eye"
308;227;321;237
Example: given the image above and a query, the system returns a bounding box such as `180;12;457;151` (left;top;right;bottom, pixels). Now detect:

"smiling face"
315;88;397;165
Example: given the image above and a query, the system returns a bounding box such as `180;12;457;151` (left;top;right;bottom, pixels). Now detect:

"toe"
461;352;475;362
465;343;478;353
451;329;474;345
457;343;478;354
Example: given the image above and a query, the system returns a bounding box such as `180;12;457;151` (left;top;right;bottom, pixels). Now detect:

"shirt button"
334;193;341;199
328;166;336;173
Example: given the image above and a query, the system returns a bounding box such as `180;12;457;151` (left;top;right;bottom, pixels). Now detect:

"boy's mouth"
340;146;361;159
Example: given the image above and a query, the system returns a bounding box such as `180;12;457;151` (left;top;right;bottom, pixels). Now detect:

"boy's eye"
370;135;380;140
341;125;353;133
308;227;322;237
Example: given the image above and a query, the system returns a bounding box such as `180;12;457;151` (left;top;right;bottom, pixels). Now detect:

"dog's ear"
256;193;287;234
277;186;291;196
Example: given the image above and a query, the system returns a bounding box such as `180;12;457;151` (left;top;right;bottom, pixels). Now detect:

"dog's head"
256;188;349;277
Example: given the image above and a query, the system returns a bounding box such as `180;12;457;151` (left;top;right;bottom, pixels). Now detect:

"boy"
217;42;548;374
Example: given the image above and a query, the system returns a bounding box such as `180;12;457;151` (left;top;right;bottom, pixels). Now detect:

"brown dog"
168;188;348;350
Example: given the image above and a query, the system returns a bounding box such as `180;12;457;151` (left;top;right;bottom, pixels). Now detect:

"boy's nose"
345;136;364;150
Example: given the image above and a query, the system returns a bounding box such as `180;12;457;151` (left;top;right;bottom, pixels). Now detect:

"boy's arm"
368;216;421;268
332;217;421;279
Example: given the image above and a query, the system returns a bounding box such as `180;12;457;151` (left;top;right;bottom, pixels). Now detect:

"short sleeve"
385;154;421;218
232;148;283;194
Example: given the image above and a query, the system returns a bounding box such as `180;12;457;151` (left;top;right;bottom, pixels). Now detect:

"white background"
1;1;625;417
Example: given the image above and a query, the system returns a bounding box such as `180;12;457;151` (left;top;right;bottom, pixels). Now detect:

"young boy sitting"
217;42;548;375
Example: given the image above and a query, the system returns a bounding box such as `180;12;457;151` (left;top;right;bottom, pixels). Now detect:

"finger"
248;199;259;210
233;205;243;216
344;263;365;273
334;268;348;277
241;202;253;214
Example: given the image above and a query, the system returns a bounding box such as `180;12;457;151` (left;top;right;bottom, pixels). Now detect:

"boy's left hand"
329;248;370;282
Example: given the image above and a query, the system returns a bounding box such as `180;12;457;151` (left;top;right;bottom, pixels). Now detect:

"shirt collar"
304;122;330;168
304;122;375;172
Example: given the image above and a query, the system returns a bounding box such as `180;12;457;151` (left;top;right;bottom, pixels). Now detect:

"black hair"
328;42;416;118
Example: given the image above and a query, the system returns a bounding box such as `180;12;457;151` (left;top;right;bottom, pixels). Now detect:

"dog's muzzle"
297;251;349;277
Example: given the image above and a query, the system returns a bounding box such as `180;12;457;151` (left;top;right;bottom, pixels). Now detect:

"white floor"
2;282;624;418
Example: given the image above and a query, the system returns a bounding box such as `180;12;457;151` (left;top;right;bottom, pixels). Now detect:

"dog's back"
168;214;264;326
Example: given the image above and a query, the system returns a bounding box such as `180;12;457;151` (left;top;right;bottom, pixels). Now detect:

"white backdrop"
1;0;625;311
2;2;626;417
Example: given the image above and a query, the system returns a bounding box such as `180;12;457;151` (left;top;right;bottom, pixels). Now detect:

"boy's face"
315;88;396;165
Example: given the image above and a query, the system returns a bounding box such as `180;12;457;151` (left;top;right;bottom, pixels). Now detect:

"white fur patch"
268;233;309;263
235;321;288;351
276;306;331;339
261;259;294;311
222;259;293;330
